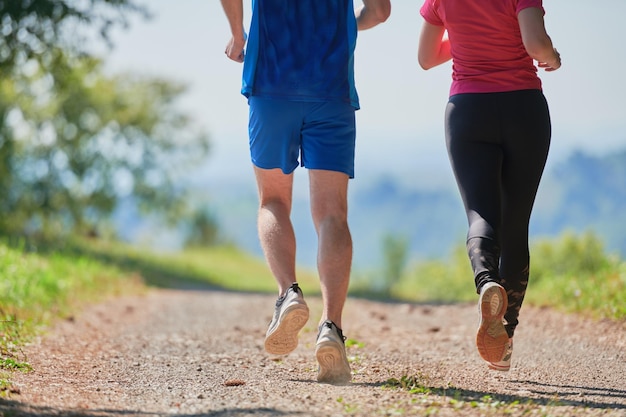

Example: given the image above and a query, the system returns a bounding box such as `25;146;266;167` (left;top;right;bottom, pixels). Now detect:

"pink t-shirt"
420;0;544;96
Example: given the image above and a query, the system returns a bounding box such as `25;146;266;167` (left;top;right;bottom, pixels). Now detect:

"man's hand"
225;34;246;63
355;0;391;30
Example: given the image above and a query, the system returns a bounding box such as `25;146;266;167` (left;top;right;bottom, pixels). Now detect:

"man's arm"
355;0;391;30
220;0;246;62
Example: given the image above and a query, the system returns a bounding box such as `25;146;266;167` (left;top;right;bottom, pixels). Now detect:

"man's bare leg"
309;169;352;329
254;166;298;295
255;166;309;355
310;169;352;384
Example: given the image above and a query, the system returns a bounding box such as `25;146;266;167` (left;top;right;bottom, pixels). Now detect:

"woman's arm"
518;7;561;71
417;21;451;70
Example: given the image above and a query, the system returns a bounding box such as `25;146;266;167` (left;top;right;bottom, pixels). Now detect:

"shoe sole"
316;341;351;385
488;361;511;371
264;304;309;355
476;283;509;363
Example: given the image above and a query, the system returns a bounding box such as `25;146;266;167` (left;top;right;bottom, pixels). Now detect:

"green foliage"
384;374;432;394
183;207;221;249
531;230;611;279
344;338;364;349
0;1;213;242
0;358;31;371
398;244;475;302
0;50;210;237
527;231;625;319
380;234;409;296
0;0;148;76
374;230;625;320
351;243;475;302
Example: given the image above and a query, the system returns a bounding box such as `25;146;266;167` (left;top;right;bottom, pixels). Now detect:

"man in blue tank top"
221;0;390;384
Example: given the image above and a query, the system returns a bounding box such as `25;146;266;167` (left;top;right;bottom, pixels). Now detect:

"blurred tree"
381;234;409;297
0;50;210;237
0;1;214;241
183;206;221;249
0;0;147;76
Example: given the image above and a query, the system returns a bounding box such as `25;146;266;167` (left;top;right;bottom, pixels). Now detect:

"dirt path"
1;288;625;416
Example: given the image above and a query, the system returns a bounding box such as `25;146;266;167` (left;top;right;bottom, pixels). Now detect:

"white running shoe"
488;338;513;371
315;320;351;385
476;282;509;364
264;283;309;355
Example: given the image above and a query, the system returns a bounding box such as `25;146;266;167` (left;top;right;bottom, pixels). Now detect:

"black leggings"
445;89;551;337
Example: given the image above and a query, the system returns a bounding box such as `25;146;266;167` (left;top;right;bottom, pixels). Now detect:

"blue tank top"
242;0;359;109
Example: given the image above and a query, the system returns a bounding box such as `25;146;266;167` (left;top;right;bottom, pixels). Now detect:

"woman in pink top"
418;0;561;371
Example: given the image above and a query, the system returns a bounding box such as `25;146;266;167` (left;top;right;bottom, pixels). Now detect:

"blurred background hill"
155;145;626;270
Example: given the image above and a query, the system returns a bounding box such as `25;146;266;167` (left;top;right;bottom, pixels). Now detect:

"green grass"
0;241;143;341
0;239;145;394
62;237;320;294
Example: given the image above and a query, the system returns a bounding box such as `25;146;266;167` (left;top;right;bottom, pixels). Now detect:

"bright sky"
102;1;626;188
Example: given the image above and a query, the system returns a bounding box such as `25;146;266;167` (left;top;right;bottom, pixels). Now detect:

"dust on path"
1;288;625;416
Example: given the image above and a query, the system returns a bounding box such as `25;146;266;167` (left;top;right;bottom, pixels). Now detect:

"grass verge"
0;239;145;395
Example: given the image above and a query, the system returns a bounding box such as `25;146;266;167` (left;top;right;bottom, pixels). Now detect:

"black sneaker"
264;282;309;355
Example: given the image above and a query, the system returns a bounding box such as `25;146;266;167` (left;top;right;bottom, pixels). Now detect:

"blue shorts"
248;97;356;178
